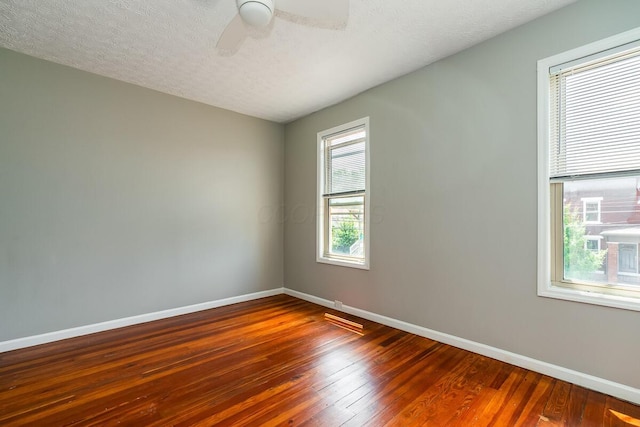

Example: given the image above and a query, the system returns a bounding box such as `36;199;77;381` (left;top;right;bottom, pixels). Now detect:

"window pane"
328;196;364;257
550;49;640;179
564;177;640;285
327;141;365;194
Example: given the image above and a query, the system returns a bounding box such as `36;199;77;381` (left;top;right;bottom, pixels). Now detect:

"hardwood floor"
1;295;639;426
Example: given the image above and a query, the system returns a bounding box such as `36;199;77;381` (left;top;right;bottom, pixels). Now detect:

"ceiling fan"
217;0;349;51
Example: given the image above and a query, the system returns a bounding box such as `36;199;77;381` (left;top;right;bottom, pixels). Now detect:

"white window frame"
581;197;602;224
537;27;640;312
317;117;370;270
585;236;601;252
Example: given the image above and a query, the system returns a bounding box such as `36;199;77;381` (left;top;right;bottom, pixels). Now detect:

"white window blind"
549;45;640;181
324;128;366;196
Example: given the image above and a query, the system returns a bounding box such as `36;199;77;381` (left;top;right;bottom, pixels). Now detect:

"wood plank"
0;295;637;426
581;388;608;426
605;395;640;427
565;384;589;425
542;379;571;422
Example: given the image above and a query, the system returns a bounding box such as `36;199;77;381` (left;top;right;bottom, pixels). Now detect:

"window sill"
538;281;640;312
317;256;369;270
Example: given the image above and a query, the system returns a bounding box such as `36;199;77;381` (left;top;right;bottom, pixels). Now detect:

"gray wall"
0;48;284;341
284;0;640;388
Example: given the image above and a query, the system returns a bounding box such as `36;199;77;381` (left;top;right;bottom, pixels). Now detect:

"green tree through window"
332;220;360;254
564;204;607;280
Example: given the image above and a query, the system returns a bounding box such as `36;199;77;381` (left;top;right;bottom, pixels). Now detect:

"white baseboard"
284;288;640;405
0;288;284;353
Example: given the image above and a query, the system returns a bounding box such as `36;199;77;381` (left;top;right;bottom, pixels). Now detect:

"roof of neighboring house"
601;227;640;237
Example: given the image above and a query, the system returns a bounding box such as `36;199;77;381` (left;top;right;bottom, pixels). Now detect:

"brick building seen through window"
564;177;640;285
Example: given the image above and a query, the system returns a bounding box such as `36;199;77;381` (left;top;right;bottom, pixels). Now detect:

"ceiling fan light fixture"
237;0;274;28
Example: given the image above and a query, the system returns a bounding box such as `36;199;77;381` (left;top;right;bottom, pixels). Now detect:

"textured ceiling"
0;0;575;123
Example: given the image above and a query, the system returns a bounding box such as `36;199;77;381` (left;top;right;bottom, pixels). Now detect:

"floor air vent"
324;313;364;335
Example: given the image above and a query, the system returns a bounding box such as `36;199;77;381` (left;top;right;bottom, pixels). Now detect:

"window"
538;28;640;311
581;197;602;224
317;118;370;269
585;237;600;252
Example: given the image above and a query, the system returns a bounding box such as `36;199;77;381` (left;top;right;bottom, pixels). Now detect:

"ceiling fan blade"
275;0;349;23
216;13;247;51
